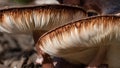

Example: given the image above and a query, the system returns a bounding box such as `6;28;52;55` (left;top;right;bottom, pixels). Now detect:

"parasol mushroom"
35;15;120;68
0;4;87;42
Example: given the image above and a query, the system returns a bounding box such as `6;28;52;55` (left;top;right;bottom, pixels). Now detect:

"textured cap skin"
0;4;87;33
36;15;120;67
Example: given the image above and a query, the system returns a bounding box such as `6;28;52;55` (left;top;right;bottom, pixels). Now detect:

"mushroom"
115;13;120;16
0;4;87;42
34;0;60;5
35;15;120;68
0;4;87;68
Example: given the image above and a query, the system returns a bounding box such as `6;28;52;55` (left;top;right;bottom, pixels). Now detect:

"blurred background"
0;0;34;7
0;0;43;68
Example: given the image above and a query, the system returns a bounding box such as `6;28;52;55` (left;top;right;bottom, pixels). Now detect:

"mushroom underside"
36;15;120;67
0;4;87;34
40;41;120;65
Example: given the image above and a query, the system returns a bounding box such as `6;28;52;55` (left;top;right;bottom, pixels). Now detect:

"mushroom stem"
87;46;108;68
33;30;47;43
35;42;54;68
42;53;54;68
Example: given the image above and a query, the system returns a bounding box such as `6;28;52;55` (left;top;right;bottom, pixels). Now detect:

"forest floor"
0;33;42;68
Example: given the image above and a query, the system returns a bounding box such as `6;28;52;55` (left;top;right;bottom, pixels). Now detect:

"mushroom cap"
115;13;120;16
36;15;120;66
0;4;87;34
34;0;60;5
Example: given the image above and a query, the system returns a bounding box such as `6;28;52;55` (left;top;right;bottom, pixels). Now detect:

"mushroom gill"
36;15;120;67
0;4;87;34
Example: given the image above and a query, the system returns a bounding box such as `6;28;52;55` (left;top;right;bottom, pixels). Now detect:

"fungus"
36;15;120;68
0;4;87;42
34;0;60;5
